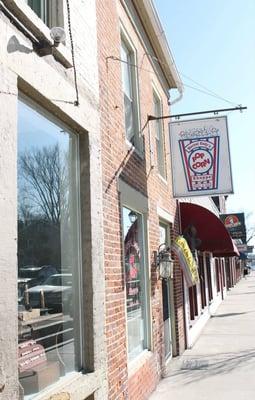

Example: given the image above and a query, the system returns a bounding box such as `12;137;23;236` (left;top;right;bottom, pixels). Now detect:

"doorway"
159;222;173;360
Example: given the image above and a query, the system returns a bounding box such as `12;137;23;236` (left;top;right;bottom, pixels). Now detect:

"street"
150;272;255;400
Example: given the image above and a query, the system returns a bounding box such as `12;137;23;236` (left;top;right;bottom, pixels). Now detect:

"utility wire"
179;72;239;107
107;56;240;108
147;54;240;107
66;0;79;106
181;81;240;106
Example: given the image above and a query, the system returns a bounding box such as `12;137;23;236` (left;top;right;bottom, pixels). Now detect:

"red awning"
180;202;240;257
213;240;239;257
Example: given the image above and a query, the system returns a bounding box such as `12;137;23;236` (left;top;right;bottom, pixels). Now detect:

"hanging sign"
236;244;248;252
169;116;233;197
220;212;246;243
172;236;199;287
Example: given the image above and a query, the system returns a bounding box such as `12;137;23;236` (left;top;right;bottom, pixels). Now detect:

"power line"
149;54;240;107
179;72;239;107
181;81;240;106
107;55;240;107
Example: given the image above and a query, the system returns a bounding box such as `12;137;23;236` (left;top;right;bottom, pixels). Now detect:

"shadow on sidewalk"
211;311;255;318
166;348;255;386
228;292;255;295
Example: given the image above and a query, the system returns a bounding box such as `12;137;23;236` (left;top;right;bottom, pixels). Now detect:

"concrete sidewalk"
149;272;255;400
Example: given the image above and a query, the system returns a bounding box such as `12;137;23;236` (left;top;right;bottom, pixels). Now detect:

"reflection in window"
121;38;139;146
153;91;166;178
123;207;147;360
18;99;82;397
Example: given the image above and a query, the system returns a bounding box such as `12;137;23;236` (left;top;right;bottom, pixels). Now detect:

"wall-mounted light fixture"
37;26;66;56
157;243;174;279
50;27;66;47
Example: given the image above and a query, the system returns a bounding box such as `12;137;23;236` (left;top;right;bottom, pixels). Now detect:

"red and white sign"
18;340;47;372
169;117;233;198
224;215;241;229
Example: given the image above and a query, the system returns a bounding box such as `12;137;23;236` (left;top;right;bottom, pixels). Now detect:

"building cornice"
132;0;183;92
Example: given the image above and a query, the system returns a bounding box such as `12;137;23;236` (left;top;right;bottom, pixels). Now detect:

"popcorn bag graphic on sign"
179;136;220;192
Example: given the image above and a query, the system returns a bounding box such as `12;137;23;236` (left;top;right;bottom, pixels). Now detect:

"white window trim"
159;220;171;246
118;179;151;363
158;173;168;186
157;205;174;224
2;0;72;68
120;23;142;154
152;84;166;179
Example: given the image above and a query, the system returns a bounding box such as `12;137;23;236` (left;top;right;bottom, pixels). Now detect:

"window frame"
119;180;151;363
25;0;48;25
23;0;63;28
17;94;85;395
152;87;166;179
120;26;142;153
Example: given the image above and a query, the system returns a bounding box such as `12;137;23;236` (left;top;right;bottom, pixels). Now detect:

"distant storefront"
176;201;240;347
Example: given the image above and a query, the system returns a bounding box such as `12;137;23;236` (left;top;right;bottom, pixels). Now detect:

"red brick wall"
96;1;185;398
128;354;159;399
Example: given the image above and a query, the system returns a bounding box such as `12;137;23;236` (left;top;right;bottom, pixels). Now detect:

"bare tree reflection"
18;144;69;269
19;144;67;223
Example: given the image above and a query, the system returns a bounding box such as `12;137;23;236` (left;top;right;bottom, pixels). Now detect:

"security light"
50;27;66;47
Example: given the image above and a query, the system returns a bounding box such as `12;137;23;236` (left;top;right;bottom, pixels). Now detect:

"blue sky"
154;0;255;248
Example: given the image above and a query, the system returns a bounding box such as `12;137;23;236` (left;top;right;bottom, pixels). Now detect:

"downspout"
169;88;183;106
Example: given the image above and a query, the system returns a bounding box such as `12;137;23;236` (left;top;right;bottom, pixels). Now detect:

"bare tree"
246;212;255;244
247;227;255;244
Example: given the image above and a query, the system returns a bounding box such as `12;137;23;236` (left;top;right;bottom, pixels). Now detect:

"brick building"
96;1;185;398
96;2;241;398
0;1;241;399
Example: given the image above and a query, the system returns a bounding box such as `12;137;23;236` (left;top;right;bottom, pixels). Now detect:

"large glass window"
18;99;82;397
121;37;139;147
153;91;166;178
123;207;147;360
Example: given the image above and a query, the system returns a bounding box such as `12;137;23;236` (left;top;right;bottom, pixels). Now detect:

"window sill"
125;139;144;160
128;349;153;377
2;0;73;68
158;173;168;185
23;370;102;400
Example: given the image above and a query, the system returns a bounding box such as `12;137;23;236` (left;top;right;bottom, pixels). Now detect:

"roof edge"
132;0;183;92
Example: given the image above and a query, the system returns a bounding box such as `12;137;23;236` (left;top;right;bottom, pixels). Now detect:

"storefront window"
18;99;82;397
123;206;147;360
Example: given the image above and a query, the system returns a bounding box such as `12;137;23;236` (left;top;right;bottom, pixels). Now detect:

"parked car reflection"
18;265;58;300
25;273;72;313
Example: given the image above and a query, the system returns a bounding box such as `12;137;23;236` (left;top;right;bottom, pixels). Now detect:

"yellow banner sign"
172;236;199;287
